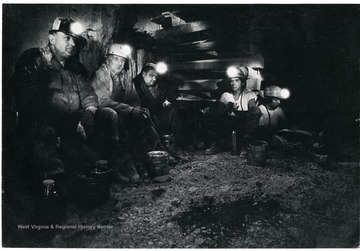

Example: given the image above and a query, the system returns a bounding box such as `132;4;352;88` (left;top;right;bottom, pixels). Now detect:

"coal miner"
91;44;168;181
255;85;288;137
204;66;259;156
133;62;179;136
250;86;317;148
134;62;207;155
249;86;329;165
12;18;130;194
254;85;319;151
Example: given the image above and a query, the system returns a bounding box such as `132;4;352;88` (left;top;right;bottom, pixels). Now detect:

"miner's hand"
226;102;235;112
131;107;149;120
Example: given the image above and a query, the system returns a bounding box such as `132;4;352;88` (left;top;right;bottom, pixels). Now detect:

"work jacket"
133;74;166;116
91;64;141;116
258;105;285;131
13;44;98;138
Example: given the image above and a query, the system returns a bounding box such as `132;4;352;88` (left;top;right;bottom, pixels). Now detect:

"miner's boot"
122;154;141;184
113;155;141;184
112;140;141;184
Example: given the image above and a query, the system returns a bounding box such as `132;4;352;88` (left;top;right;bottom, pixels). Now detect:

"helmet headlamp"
226;65;248;80
50;17;84;38
145;62;168;75
264;85;291;99
107;44;132;59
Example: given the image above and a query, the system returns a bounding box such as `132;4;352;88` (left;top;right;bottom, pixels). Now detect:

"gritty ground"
3;142;359;248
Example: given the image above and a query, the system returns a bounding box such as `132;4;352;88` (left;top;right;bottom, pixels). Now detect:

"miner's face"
107;55;126;75
230;78;242;92
49;32;76;60
142;69;158;86
269;97;281;109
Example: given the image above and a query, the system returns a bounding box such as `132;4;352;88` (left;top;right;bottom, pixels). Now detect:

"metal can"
161;134;175;154
231;131;238;156
147;151;169;177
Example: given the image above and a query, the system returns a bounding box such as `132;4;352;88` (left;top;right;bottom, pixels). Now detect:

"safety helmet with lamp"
264;85;290;99
107;44;132;59
49;17;84;38
226;66;249;80
145;62;168;75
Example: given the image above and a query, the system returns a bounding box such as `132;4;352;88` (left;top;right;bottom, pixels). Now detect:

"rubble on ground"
3;142;359;248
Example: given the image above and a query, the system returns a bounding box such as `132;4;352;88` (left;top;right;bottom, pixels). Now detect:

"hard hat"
49;17;84;38
264;85;282;99
264;85;291;99
107;44;132;59
226;66;249;80
145;62;168;74
145;62;157;68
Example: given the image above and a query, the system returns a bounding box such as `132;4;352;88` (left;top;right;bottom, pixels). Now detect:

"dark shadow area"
2;4;359;248
174;196;289;248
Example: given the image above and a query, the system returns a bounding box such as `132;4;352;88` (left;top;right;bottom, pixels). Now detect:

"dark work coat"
132;74;166;116
91;64;141;116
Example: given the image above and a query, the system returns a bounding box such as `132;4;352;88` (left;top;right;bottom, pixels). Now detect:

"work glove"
81;110;95;136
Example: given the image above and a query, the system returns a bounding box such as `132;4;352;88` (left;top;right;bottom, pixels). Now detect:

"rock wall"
3;4;157;78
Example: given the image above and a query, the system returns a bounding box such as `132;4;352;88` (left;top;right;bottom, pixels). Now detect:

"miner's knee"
96;107;118;123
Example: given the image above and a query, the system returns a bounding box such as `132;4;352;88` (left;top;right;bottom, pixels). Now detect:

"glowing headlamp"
226;66;240;78
146;62;168;75
121;44;132;57
70;22;84;36
226;65;248;80
155;62;168;75
264;85;291;100
280;88;290;99
50;18;84;38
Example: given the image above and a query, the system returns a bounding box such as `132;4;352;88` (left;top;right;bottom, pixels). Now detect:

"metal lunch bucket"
247;140;268;166
74;160;111;206
147;151;169;177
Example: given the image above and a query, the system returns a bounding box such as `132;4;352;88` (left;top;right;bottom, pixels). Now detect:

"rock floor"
3;144;359;248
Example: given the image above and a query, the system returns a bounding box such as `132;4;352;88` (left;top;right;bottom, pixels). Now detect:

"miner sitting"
250;86;325;154
133;62;175;136
253;85;287;140
132;62;183;157
250;85;314;147
204;66;259;156
12;17;129;196
91;44;167;182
